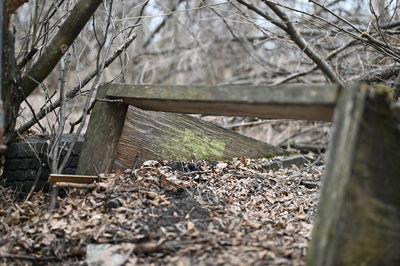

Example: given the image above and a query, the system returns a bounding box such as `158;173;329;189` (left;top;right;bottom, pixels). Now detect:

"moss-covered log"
114;106;287;168
308;85;400;266
104;83;340;121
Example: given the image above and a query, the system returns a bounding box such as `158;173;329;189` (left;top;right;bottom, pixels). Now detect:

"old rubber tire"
1;134;84;192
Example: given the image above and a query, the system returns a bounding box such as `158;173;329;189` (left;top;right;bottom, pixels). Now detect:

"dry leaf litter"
0;157;323;265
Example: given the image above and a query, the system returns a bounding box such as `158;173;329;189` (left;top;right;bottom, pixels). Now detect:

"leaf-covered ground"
0;157;323;265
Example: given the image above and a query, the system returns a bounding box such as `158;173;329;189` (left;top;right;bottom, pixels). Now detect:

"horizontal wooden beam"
48;174;97;184
103;84;341;121
53;182;97;189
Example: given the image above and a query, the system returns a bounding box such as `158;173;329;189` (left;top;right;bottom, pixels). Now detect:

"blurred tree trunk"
2;9;21;143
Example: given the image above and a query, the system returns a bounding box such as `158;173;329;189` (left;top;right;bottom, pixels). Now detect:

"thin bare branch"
261;0;343;85
274;40;358;85
19;0;103;102
17;33;137;134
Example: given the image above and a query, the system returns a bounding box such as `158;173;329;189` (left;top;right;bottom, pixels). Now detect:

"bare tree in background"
114;0;400;88
3;0;400;176
3;0;143;175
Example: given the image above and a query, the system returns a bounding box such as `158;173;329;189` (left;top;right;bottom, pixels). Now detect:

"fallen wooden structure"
77;83;400;265
77;83;340;174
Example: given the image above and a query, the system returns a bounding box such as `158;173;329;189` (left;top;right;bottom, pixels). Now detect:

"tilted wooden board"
104;84;340;121
114;106;287;169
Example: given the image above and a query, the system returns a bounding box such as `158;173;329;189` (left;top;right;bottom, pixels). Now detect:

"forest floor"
0;119;329;265
0;156;323;265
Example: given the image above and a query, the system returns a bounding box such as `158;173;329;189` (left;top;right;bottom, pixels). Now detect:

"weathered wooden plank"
308;85;400;265
114;106;287;169
48;174;97;184
53;182;96;189
104;84;340;121
77;86;128;175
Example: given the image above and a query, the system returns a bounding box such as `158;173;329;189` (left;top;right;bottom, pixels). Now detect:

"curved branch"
262;0;343;85
17;33;137;134
237;0;342;85
236;0;287;31
274;40;358;85
143;0;183;49
19;0;103;102
351;64;400;83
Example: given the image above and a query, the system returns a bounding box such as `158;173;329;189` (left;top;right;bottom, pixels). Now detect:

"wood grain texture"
114;106;287;169
53;182;96;189
77;87;128;175
308;85;400;266
48;174;97;184
104;84;340;121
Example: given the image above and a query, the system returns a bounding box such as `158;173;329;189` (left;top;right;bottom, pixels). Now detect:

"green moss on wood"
262;153;276;159
373;85;391;95
115;106;287;167
157;128;226;161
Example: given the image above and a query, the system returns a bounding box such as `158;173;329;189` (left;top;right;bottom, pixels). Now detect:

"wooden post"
77;85;128;175
308;85;400;265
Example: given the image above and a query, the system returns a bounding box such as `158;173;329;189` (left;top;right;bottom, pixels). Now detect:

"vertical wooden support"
308;85;400;265
77;85;128;175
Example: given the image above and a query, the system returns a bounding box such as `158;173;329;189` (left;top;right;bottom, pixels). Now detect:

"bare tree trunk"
2;0;103;143
2;25;21;143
